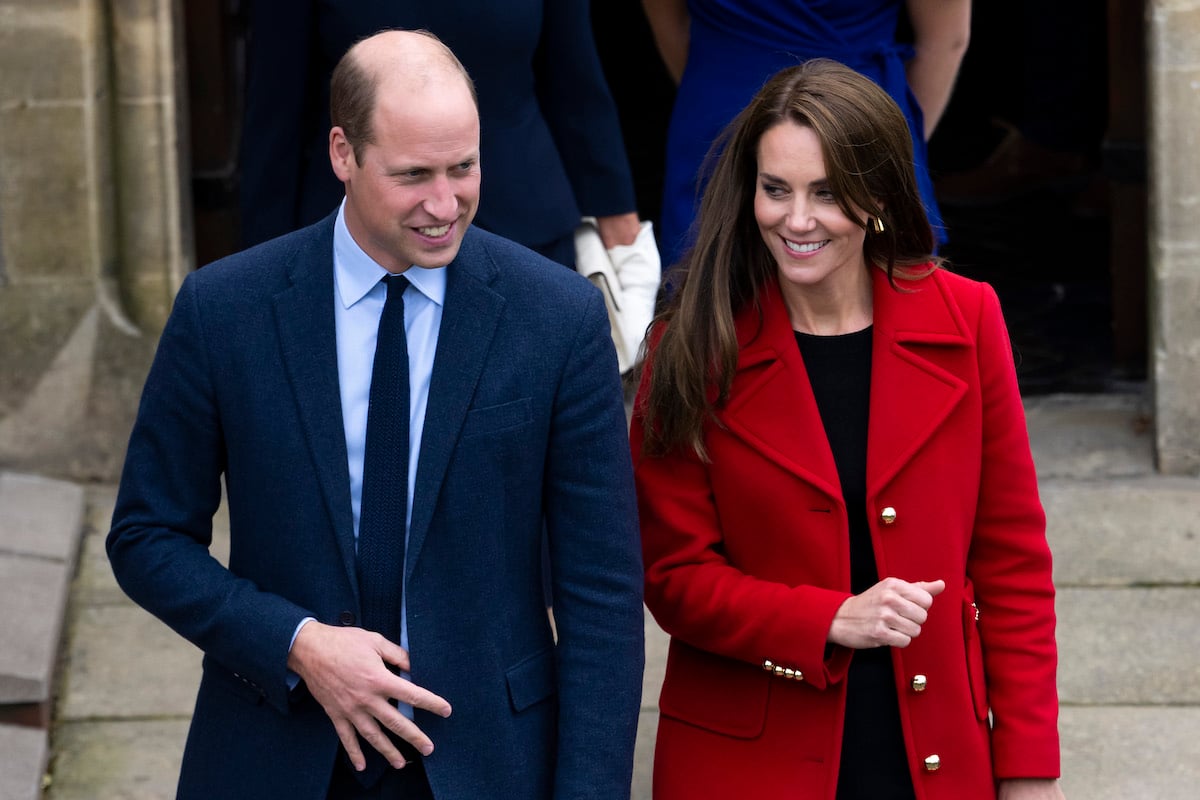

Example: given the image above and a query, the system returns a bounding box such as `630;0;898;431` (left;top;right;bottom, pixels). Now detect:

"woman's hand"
828;578;945;649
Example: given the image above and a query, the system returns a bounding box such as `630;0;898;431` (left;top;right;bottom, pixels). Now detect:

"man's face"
331;77;480;273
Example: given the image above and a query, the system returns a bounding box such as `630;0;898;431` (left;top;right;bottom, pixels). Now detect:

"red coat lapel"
867;268;971;493
715;269;972;501
717;279;841;500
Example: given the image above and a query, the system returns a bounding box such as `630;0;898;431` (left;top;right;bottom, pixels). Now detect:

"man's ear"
329;127;354;181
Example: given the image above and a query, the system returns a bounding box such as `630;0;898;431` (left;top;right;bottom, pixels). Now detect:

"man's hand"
287;621;452;772
828;578;946;649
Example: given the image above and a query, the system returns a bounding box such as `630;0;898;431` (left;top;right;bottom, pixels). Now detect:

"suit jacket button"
880;506;897;525
924;754;941;772
912;674;928;692
338;611;356;626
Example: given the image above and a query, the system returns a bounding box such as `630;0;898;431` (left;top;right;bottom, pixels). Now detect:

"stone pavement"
2;391;1198;799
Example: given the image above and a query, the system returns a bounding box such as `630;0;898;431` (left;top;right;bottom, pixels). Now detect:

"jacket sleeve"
106;273;312;714
967;282;1062;778
545;287;645;799
630;340;853;690
237;0;316;247
534;0;638;218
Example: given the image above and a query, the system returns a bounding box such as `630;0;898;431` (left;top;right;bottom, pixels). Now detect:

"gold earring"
871;216;886;234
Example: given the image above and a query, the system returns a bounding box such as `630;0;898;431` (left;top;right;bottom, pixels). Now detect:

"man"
107;30;644;800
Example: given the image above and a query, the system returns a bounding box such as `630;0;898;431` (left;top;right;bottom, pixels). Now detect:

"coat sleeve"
966;282;1062;778
534;0;638;218
544;287;645;799
106;273;312;714
630;341;853;690
237;0;316;247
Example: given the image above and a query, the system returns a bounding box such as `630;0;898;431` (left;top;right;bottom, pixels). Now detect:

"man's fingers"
380;713;437;757
377;638;413;672
357;716;408;769
333;719;366;772
401;684;452;718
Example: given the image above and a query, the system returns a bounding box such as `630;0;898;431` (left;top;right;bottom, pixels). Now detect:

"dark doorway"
182;0;247;268
591;0;1147;395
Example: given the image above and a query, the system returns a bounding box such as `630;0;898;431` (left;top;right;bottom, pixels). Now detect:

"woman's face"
753;121;870;295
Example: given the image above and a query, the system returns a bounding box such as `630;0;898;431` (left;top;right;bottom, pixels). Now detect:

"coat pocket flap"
658;640;769;739
506;647;556;712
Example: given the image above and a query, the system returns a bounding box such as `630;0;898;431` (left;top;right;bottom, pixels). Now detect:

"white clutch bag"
574;217;661;374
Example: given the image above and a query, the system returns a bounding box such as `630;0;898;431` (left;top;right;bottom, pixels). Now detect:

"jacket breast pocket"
658;640;769;739
461;398;533;438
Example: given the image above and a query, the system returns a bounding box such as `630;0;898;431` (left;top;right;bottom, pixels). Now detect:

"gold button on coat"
880;506;897;525
912;674;927;692
924;755;940;772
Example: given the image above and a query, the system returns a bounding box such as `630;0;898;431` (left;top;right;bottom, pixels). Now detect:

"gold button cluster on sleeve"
924;754;940;772
880;506;897;525
761;659;804;681
911;674;928;692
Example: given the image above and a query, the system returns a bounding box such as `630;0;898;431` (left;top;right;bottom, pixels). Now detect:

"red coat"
631;268;1060;799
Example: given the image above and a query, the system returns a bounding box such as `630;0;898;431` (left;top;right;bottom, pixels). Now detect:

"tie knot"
384;273;410;296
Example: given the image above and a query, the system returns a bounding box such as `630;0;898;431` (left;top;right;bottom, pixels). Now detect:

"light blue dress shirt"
289;201;445;717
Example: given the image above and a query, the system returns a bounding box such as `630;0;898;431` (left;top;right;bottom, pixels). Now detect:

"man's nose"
423;175;459;219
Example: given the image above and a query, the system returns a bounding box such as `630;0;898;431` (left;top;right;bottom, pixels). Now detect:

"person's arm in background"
641;0;690;85
904;0;972;140
537;0;643;247
238;0;316;247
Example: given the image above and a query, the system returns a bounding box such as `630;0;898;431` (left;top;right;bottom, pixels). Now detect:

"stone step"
1045;475;1200;586
0;723;47;800
0;472;85;800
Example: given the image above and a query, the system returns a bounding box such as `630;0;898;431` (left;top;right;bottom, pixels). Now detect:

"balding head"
330;28;477;166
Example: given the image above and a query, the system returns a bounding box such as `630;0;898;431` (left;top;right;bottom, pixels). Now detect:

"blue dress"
658;0;946;267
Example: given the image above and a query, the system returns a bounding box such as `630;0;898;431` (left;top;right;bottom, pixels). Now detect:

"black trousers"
327;741;434;800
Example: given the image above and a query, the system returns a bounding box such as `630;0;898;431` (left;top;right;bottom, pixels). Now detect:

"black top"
794;327;915;800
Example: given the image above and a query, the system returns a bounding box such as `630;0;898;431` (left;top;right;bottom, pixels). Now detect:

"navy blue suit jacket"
238;0;637;251
108;216;645;799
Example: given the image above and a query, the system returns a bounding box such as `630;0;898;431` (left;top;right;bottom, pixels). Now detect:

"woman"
643;0;970;266
630;60;1064;800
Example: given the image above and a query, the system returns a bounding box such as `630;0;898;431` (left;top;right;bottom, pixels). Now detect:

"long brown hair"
636;58;940;459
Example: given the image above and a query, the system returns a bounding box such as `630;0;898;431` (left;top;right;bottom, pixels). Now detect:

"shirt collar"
333;200;448;309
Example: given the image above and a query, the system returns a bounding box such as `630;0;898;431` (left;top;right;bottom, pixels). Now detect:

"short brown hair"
329;29;477;166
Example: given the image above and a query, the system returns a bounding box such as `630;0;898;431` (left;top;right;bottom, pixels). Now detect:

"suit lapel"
272;218;359;594
867;269;970;494
718;280;842;501
405;231;506;579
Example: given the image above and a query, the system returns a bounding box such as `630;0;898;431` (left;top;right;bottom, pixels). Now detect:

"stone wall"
0;0;189;482
1148;0;1200;474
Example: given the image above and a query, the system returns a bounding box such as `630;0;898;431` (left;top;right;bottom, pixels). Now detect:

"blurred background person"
643;0;970;270
238;0;644;266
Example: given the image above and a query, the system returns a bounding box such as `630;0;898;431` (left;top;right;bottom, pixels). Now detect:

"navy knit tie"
355;273;410;786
